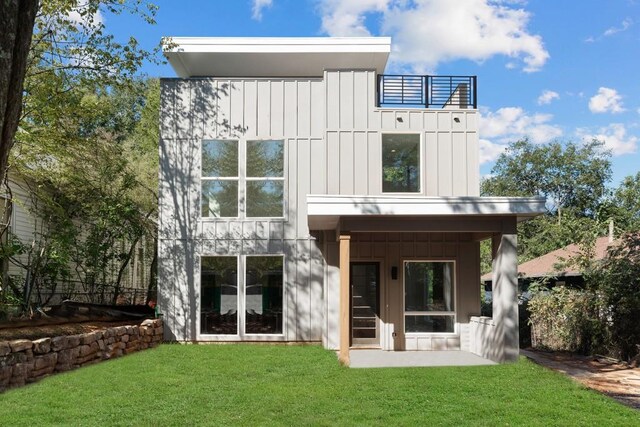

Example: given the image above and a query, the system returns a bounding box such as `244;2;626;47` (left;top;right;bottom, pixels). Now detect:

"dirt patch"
522;349;640;410
0;319;149;341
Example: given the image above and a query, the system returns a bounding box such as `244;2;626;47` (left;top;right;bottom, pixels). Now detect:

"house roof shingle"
481;235;613;281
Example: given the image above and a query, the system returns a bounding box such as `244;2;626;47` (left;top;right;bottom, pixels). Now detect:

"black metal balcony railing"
377;75;477;109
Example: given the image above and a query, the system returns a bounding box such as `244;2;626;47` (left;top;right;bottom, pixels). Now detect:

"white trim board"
163;37;391;78
307;195;546;230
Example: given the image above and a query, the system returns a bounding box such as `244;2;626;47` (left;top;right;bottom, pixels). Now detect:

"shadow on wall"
473;234;518;363
158;79;326;342
158;80;248;341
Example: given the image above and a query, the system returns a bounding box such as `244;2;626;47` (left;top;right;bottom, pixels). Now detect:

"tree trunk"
0;0;39;186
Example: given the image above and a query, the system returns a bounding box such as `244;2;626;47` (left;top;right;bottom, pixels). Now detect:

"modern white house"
159;37;545;365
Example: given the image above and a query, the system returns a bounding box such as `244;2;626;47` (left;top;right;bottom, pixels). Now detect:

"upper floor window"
201;139;284;218
246;140;284;217
202;140;239;217
382;134;420;193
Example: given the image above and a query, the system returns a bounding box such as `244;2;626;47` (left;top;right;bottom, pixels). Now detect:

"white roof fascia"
307;195;546;230
164;37;391;53
162;37;391;78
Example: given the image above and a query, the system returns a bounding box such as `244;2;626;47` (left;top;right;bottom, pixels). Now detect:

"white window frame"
381;132;423;195
402;259;457;336
200;138;286;220
198;254;286;341
198;255;241;339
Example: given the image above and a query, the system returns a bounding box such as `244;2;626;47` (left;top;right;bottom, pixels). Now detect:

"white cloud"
477;106;563;164
537;90;559;105
603;18;633;36
252;0;273;21
67;1;104;27
319;0;388;36
585;18;633;42
589;87;625;114
318;0;549;73
480;107;563;144
578;123;638;156
479;139;508;164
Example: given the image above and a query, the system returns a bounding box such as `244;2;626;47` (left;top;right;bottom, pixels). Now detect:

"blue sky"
103;0;640;186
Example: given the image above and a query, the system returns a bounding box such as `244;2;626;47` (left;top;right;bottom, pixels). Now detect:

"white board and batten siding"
159;71;480;344
323;70;480;197
159;78;326;342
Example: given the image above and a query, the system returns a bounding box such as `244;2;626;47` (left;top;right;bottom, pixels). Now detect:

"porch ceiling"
307;195;546;231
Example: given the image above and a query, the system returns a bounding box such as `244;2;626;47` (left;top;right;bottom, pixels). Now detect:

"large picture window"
200;255;284;336
382;134;420;193
201;139;284;218
404;261;455;333
245;256;283;334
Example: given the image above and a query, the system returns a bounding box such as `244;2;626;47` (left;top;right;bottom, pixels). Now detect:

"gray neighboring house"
159;37;545;365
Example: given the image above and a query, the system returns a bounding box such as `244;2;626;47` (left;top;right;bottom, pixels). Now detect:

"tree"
481;139;613;261
0;0;39;189
5;78;159;309
482;139;611;221
1;1;161;311
592;232;640;362
602;172;640;233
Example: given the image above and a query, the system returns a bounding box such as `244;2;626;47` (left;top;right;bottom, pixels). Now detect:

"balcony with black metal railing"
377;75;477;109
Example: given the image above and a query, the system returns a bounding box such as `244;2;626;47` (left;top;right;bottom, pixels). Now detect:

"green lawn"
0;345;637;426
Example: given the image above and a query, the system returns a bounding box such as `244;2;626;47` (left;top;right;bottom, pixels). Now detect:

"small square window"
202;140;238;177
201;180;238;218
246;180;284;217
247;140;284;177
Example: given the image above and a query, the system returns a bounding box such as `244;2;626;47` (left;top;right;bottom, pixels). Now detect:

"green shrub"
591;232;640;361
528;286;601;354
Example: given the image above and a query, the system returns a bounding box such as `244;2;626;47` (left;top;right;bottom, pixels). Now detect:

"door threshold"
350;345;381;350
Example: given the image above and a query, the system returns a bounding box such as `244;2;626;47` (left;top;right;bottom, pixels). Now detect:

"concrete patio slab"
349;350;496;368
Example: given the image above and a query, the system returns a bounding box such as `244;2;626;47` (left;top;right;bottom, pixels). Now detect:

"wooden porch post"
338;234;351;365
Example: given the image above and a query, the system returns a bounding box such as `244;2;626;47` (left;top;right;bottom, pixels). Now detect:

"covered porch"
307;195;545;366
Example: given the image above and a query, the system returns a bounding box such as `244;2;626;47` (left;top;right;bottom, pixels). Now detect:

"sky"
102;0;640;186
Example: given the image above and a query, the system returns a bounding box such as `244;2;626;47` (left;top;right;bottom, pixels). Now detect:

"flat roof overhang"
307;195;546;231
163;37;391;78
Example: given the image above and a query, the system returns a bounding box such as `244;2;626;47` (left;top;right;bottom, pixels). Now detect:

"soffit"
307;195;546;231
164;37;391;78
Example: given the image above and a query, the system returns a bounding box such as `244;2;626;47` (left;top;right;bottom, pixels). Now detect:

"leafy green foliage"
482;138;611;218
602;172;640;233
528;286;601;354
481;138;614;262
590;232;640;361
528;233;640;361
483;138;640;361
7;79;159;307
1;1;161;310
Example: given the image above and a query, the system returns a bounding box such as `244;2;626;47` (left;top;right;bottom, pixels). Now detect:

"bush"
591;232;640;362
528;286;601;354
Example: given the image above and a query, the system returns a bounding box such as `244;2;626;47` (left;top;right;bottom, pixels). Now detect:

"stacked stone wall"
0;318;163;392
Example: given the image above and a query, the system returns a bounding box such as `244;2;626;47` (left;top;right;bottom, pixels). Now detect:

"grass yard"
0;345;638;426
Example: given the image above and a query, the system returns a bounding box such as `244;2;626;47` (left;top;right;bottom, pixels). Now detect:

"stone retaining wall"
0;318;163;392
